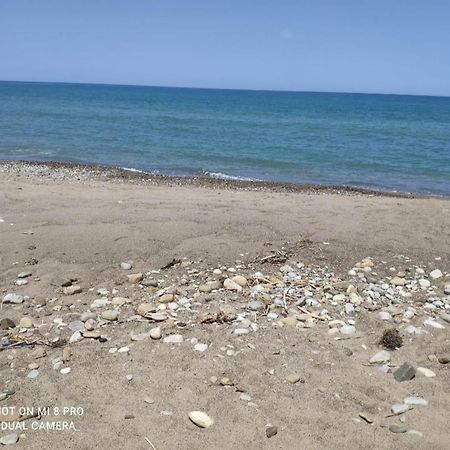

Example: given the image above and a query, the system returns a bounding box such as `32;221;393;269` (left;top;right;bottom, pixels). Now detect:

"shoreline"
0;159;439;199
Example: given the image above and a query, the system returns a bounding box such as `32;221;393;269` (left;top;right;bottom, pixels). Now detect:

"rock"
60;367;71;375
3;293;24;304
389;425;407;433
117;346;130;353
137;303;153;316
440;313;450;324
0;433;19;445
393;362;415;382
438;356;450;364
163;334;184;344
112;297;127;306
247;301;264;311
429;269;443;279
370;350;390;364
266;425;278;438
444;284;450;295
68;320;85;332
199;284;212;294
127;273;143;284
188;411;214;428
0;318;15;330
194;343;208;352
148;312;168;321
280;316;297;326
101;310;119;321
83;331;101;339
149;327;162;340
69;331;83;343
63;285;82;295
418;279;431;290
17;271;32;278
84;319;96;331
159;293;174;303
27;369;39;379
423;318;445;329
390;277;406;286
234;328;249;336
120;262;132;270
286;373;302;384
142;279;159;287
391;404;409;415
224;278;242;292
340;325;356;335
378;311;392;321
416;367;435;377
91;298;110;308
404;396;428;406
231;275;248;287
18;317;33;328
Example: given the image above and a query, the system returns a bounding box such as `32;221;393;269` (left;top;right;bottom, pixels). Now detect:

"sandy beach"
0;161;449;449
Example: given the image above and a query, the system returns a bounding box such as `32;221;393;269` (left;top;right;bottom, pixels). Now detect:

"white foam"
121;167;145;174
205;171;257;182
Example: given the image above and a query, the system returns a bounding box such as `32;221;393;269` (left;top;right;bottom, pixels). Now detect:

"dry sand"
0;162;449;449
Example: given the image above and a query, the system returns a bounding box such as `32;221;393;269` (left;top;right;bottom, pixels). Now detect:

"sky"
1;0;449;96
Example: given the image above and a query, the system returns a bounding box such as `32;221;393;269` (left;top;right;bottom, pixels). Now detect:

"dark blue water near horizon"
1;81;449;195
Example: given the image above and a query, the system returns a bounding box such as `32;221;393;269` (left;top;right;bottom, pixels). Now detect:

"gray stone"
0;433;19;445
391;404;409;415
369;350;390;364
3;293;24;304
404;396;428;406
120;262;132;270
194;343;208;352
234;328;249;336
163;334;184;344
27;369;39;380
266;425;278;438
247;301;264;311
444;284;450;295
17;271;32;278
63;285;82;295
389;425;407;433
429;269;443;279
0;318;15;330
393;362;416;382
340;325;356;335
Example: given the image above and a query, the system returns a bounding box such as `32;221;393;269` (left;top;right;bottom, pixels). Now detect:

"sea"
1;81;449;195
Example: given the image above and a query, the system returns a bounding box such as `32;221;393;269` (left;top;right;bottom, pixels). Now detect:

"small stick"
145;437;156;450
297;306;327;321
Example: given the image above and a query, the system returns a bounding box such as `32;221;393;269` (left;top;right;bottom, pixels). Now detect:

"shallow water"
1;81;449;195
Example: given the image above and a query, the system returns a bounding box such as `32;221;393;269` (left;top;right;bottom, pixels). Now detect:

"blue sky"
1;0;449;96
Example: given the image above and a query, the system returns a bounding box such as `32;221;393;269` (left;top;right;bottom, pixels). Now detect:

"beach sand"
0;161;449;449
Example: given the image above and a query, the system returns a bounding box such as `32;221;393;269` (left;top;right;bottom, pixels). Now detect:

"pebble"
404;396;428;406
266;425;278;438
234;328;249;336
27;369;39;379
0;318;15;330
149;327;162;340
286;373;302;384
117;346;130;353
120;262;132;270
159;293;174;303
194;343;208;352
69;331;83;343
369;350;390;364
240;393;252;402
0;433;19;445
188;411;214;428
80;312;97;322
444;284;450;295
101;310;119;321
340;325;356;335
224;278;242;292
378;311;392;321
416;367;436;377
17;271;32;278
389;424;407;433
391;404;409;415
390;277;406;286
127;273;143;284
231;275;248;287
3;293;24;304
429;269;443;279
423;318;445;329
393;362;415;382
18;317;33;328
163;334;184;344
60;367;71;375
63;285;82;295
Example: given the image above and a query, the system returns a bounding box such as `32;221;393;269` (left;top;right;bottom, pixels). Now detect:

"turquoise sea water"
0;81;449;195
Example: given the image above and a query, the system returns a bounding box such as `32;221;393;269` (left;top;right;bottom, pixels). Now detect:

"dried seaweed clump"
380;328;403;350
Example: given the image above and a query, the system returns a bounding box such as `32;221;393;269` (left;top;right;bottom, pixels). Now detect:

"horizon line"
0;78;449;99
